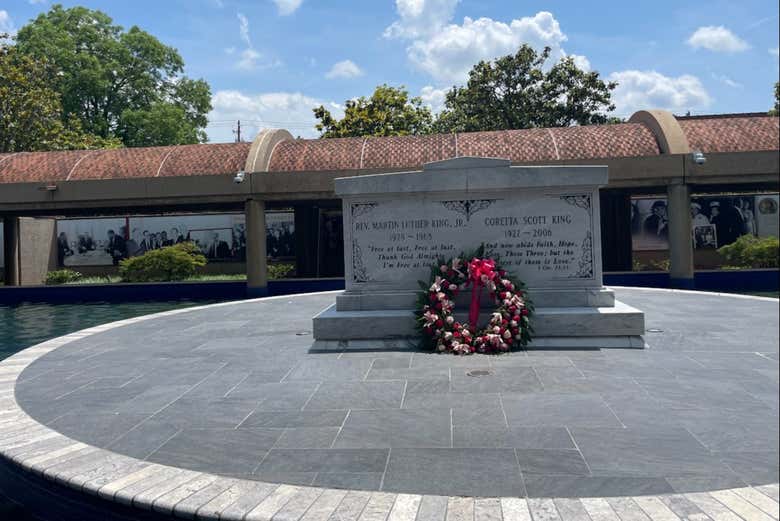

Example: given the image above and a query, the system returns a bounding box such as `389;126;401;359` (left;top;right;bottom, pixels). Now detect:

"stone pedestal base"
312;299;646;350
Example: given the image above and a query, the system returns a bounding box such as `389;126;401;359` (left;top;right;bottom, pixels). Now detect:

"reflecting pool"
0;300;218;361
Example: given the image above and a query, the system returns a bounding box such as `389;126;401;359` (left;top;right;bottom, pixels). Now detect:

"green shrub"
268;262;294;280
45;269;83;285
119;242;207;282
718;235;779;269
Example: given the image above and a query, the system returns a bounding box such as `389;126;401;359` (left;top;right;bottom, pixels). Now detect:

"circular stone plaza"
0;288;778;520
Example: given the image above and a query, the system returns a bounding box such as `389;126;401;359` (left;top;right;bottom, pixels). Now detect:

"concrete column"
3;217;20;286
245;199;268;297
667;183;694;288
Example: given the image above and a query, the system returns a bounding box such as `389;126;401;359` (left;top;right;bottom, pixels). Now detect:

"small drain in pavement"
466;369;492;377
646;328;663;333
295;331;310;336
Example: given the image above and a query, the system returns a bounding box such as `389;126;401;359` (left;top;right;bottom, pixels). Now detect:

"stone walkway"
1;288;778;520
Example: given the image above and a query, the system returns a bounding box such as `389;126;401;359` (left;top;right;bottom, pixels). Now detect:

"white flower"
515;334;523;340
449;284;458;291
438;343;445;352
510;320;517;327
437;292;446;301
493;326;501;334
444;332;453;340
502;330;512;339
491;312;502;322
446;316;454;325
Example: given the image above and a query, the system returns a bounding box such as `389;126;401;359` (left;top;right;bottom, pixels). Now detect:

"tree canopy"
434;45;617;133
770;82;779;116
14;4;211;148
0;35;120;152
313;85;433;138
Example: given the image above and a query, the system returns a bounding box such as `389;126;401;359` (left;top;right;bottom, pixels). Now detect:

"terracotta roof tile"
159;143;250;177
678;116;779;153
552;123;660;160
457;128;557;162
362;134;456;170
0;143;251;184
0;150;91;184
268;137;364;172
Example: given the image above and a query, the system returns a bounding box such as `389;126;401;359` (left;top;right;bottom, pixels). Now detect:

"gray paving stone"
450;366;543;393
502;393;623;428
153;398;259;428
273;427;341;448
515;449;590;476
382;448;525;497
333;408;451;448
312;472;384;491
524;476;675;498
240;409;349;429
553;498;591;521
8;288;779;502
304;381;406;410
571;426;734;478
148;428;278;474
106;419;181;460
48;412;149;447
256;448;389;474
286;358;374;381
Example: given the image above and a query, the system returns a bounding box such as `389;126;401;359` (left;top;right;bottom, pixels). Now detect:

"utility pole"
233;120;242;142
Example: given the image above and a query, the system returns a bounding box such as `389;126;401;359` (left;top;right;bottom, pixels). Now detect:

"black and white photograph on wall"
317;209;344;277
756;195;779;238
693;224;718;249
632;198;669;251
57;218;128;266
56;213;295;267
631;193;778;251
266;212;295;259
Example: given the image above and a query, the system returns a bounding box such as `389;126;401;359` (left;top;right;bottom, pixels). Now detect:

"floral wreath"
416;245;533;354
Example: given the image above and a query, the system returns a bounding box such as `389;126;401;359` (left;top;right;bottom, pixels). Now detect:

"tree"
770;82;779;116
434;45;617;133
0;35;120;152
314;85;433;138
15;4;212;147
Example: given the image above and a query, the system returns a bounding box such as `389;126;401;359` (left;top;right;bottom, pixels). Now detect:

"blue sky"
2;0;778;142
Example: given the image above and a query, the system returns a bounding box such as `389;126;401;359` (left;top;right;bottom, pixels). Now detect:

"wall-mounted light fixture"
233;170;246;184
692;151;706;165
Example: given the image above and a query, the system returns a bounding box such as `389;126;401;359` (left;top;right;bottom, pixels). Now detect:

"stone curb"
1;289;778;521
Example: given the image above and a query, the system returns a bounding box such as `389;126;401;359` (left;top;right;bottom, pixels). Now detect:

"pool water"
0;300;218;361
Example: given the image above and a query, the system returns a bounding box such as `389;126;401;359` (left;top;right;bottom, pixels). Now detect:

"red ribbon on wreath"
467;258;496;330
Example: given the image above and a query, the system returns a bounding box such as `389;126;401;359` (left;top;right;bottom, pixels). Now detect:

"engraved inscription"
347;193;596;287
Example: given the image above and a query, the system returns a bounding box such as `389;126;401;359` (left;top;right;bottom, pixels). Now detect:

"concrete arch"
244;128;295;173
629;109;691;154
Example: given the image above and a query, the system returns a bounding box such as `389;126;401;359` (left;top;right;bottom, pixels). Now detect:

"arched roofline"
245;129;294;173
629;110;691;154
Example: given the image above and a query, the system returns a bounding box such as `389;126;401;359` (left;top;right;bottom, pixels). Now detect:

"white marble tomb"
313;157;645;349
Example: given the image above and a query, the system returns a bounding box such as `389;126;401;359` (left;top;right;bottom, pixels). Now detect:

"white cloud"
608;70;712;116
272;0;302;16
237;48;261;70
224;46;236;55
420;85;448;112
237;13;251;47
711;72;743;89
0;10;16;37
208;90;342;141
569;54;590;72
384;0;460;39
386;5;579;85
770;47;779;58
687;26;749;53
325;59;363;79
28;0;46;4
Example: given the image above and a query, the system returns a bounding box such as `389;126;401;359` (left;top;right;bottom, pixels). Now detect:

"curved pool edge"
0;289;778;521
